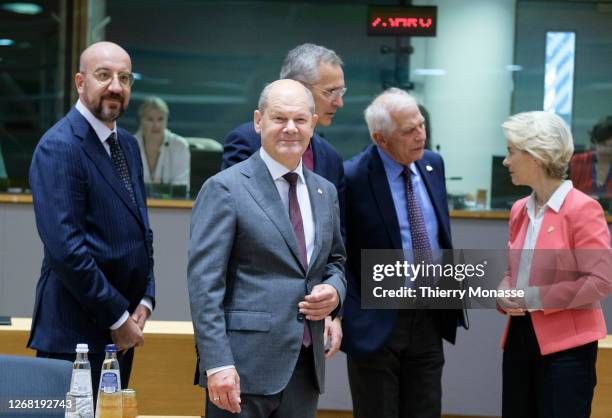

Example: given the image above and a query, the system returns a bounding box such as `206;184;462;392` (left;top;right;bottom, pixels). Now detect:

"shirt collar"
76;99;117;143
526;180;573;214
259;147;305;184
376;145;417;178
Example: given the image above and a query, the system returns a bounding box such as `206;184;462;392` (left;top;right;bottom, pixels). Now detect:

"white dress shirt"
207;149;315;377
516;180;573;309
75;100;153;329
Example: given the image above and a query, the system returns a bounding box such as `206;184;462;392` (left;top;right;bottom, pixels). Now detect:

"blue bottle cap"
104;344;118;353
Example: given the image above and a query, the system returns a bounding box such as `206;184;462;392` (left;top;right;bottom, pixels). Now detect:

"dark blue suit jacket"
341;145;465;358
27;107;155;354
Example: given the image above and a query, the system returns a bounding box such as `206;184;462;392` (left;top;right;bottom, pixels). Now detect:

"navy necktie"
402;167;433;264
283;172;311;347
107;133;136;206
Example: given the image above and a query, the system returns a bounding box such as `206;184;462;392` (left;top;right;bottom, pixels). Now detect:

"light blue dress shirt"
377;147;441;259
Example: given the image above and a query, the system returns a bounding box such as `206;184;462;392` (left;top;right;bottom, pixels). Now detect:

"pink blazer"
500;188;612;355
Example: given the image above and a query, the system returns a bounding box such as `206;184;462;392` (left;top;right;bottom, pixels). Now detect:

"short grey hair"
501;111;574;180
138;96;169;119
257;81;315;115
364;88;418;138
279;43;343;85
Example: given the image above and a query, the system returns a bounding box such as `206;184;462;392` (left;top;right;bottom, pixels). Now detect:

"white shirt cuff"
207;365;235;376
139;297;153;314
110;311;129;330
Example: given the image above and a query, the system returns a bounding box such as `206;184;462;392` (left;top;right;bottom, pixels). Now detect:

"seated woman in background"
499;111;612;418
570;115;612;200
135;96;190;193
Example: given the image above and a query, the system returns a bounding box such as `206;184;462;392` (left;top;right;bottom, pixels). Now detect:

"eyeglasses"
82;70;135;88
310;85;347;100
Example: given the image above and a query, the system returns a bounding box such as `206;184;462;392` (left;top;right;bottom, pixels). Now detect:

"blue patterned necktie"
402;166;433;264
283;172;311;347
107;133;136;206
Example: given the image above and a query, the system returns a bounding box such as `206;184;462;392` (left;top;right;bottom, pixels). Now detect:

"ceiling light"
1;3;43;15
0;39;16;46
414;68;446;76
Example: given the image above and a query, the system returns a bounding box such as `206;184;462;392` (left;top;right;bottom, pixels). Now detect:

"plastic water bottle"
65;343;94;418
95;344;122;418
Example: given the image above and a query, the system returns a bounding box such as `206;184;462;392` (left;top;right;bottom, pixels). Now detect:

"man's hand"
111;317;144;351
207;368;241;413
299;284;339;321
324;316;342;359
131;304;151;330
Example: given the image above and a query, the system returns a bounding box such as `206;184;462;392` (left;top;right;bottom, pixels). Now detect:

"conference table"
2;318;612;418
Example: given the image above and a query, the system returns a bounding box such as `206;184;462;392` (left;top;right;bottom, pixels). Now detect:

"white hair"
364;88;418;138
501;111;574;179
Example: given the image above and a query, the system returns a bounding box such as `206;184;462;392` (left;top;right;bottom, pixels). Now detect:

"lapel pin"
547;226;555;233
317;188;323;195
426;165;433;172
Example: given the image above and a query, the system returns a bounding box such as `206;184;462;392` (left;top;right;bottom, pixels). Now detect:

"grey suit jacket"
188;151;346;395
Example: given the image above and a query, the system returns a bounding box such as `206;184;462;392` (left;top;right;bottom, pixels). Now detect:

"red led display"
368;6;437;37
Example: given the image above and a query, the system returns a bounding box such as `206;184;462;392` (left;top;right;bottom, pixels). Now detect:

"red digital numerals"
371;16;433;29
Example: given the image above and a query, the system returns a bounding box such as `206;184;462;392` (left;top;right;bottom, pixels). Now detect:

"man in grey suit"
188;79;346;418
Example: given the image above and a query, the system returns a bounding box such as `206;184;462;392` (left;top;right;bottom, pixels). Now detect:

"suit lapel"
304;169;323;271
367;146;402;249
311;134;326;177
241;153;306;273
415;159;444;227
69;109;143;226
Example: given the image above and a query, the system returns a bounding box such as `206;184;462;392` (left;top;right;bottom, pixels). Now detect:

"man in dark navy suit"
28;42;155;394
341;88;467;418
221;43;346;357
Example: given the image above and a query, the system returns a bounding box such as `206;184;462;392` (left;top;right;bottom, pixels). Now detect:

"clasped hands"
498;295;527;316
110;304;151;351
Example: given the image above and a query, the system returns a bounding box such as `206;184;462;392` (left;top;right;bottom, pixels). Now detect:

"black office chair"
0;354;72;417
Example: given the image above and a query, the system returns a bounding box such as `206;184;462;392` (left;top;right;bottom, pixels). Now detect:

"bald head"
254;79;318;170
258;79;315;115
79;42;131;73
75;42;132;128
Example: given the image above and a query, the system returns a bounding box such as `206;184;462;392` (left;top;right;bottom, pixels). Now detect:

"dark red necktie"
283;172;311;346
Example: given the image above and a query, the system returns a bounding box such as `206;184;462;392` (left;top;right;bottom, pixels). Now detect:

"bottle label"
100;371;120;394
71;370;92;395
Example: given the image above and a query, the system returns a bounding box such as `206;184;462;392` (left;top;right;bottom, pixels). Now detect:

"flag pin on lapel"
317;188;323;195
547;226;555;233
426;165;433;172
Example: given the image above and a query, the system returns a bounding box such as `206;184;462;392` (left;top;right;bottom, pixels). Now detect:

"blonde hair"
501;111;574;179
138;96;169;119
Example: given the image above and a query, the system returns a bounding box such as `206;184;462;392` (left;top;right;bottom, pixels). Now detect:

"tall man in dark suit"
341;88;467;418
222;43;347;357
188;79;346;417
28;42;155;393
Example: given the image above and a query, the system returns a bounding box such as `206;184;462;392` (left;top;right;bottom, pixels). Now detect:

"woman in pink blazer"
499;111;612;418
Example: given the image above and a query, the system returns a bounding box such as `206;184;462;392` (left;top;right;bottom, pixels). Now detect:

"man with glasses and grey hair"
221;43;347;356
28;41;155;396
341;88;467;418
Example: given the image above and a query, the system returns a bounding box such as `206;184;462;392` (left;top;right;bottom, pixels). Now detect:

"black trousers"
205;346;319;418
347;310;444;418
37;348;134;400
502;315;598;418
